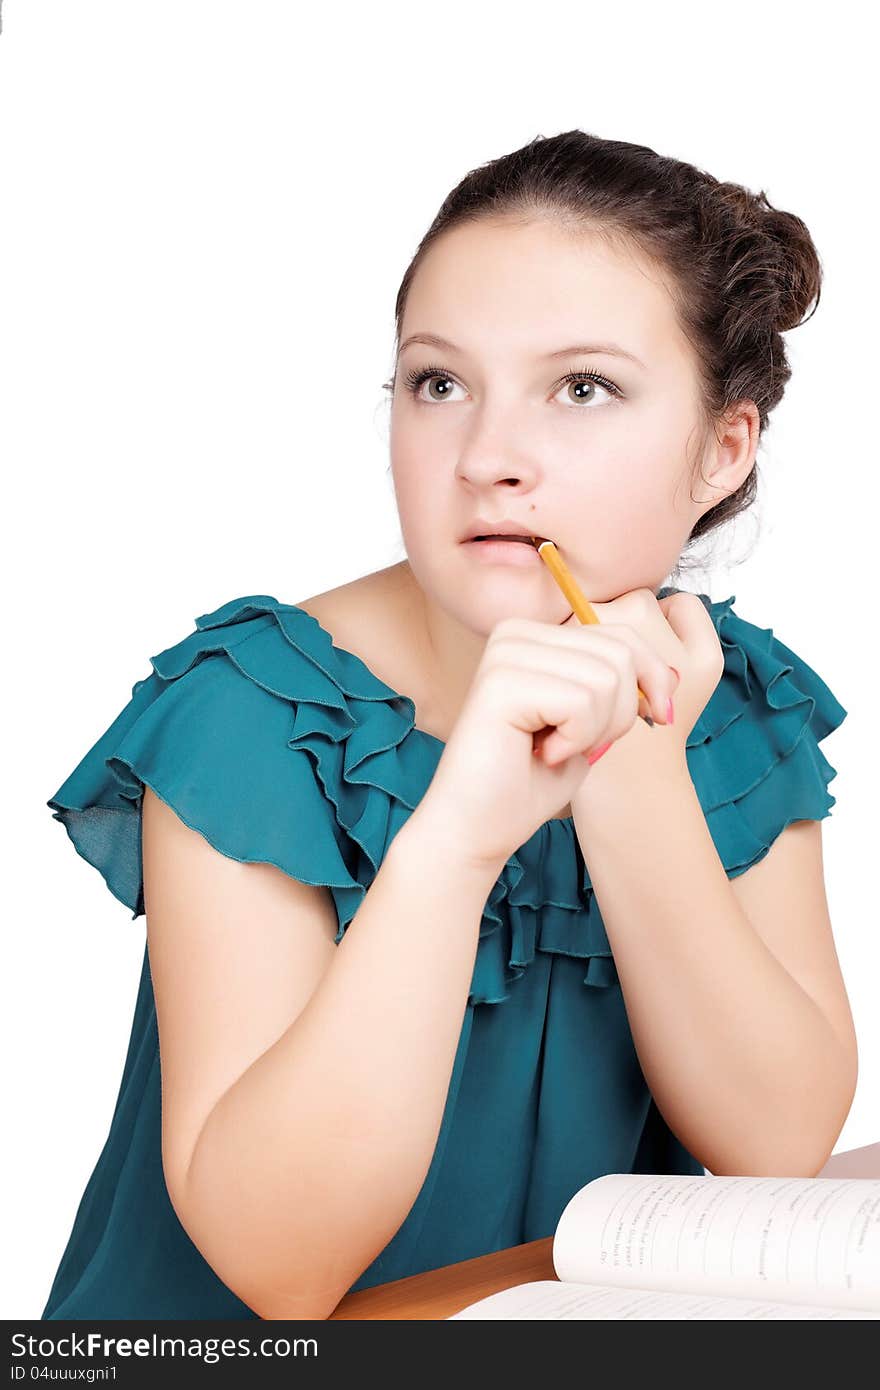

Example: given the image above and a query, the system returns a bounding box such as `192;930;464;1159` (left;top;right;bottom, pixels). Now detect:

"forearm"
575;770;853;1177
183;803;503;1319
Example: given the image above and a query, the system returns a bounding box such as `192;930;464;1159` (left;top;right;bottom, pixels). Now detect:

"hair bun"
715;182;821;333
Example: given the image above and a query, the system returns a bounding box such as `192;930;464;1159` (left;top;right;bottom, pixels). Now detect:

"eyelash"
400;362;624;405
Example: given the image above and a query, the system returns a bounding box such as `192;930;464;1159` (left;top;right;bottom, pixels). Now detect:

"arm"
174;799;504;1321
572;765;857;1178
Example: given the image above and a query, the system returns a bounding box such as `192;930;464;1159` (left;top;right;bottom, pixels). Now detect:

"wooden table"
328;1141;880;1320
329;1236;555;1320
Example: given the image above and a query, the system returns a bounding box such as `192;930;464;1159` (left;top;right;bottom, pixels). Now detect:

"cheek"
390;453;447;547
562;461;683;585
583;399;691;538
581;449;675;525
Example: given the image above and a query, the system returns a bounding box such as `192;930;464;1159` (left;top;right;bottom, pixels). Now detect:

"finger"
491;635;636;732
508;661;631;761
526;668;634;766
578;629;672;725
497;625;675;725
589;626;679;720
492;625;670;722
659;593;723;670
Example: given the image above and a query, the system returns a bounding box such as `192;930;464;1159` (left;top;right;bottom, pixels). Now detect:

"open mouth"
469;534;549;546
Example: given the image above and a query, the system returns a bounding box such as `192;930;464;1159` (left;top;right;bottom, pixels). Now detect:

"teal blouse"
41;589;848;1320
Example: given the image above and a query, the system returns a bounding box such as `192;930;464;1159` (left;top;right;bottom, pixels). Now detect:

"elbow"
176;1206;350;1320
164;1167;361;1317
809;1039;860;1177
725;1042;859;1179
248;1286;344;1321
224;1250;354;1320
163;1159;355;1321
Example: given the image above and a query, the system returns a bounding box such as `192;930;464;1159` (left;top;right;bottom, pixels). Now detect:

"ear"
701;400;761;502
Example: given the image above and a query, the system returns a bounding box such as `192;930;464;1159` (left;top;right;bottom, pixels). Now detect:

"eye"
552;369;623;408
400;362;624;408
401;364;466;404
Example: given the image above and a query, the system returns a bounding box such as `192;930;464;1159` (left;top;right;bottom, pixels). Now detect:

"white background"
2;0;876;1321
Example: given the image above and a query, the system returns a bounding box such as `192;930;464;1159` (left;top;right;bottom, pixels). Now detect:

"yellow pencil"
533;538;655;727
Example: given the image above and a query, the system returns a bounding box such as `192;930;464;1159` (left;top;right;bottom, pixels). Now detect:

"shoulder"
697;592;848;744
137;588;404;761
683;591;849;878
292;563;426;684
47;587;422;927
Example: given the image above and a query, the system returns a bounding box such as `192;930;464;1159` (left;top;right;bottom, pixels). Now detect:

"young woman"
41;129;856;1320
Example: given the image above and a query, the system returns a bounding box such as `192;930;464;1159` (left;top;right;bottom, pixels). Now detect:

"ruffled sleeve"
682;593;849;877
46;594;424;938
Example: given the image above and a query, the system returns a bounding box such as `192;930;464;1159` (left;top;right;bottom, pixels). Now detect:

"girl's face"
389;217;756;631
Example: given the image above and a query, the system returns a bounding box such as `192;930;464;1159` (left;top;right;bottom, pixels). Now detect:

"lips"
470;534;536;545
467;534;551;546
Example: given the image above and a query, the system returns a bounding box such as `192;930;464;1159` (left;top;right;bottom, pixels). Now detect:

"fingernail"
666;696;675;724
587;740;613;765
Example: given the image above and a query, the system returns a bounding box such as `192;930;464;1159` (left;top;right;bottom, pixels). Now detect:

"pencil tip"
644;715;655;727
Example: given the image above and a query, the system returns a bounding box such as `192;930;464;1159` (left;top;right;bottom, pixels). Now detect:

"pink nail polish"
666;696;675;724
587;740;613;765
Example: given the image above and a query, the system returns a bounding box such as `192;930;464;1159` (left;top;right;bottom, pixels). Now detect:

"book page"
551;1174;880;1312
449;1280;880;1320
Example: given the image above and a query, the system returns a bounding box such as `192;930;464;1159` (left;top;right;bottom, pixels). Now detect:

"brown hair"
383;129;822;574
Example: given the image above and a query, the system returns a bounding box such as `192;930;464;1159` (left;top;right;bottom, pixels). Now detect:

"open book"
449;1173;880;1320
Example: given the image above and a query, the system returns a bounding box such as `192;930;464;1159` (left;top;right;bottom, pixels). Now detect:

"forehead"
401;217;687;369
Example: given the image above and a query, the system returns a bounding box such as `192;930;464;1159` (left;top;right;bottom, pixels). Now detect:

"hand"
417;599;685;871
568;587;725;808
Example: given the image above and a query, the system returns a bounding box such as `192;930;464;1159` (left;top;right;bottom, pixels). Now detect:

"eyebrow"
397;332;646;370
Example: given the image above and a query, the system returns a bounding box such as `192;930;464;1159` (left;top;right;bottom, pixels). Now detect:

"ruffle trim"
685;593;848;877
47;590;847;1007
